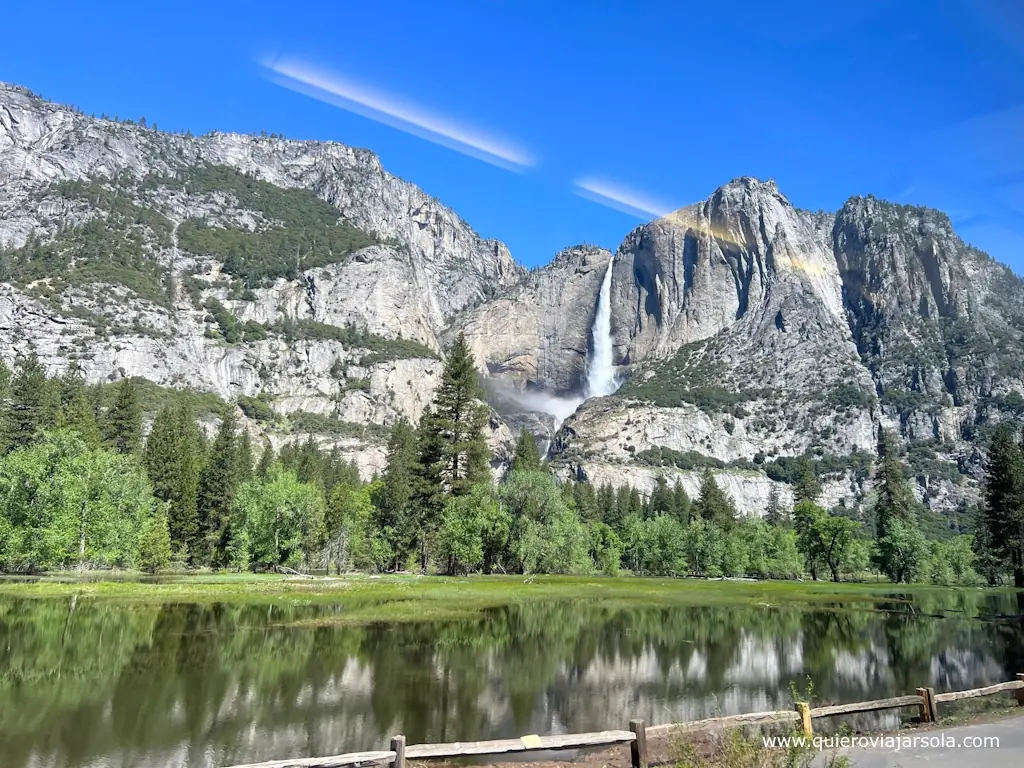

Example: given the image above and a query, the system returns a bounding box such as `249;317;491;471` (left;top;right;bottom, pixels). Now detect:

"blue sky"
3;0;1023;271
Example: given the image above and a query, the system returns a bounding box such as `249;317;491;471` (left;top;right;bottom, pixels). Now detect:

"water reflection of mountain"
0;592;1021;768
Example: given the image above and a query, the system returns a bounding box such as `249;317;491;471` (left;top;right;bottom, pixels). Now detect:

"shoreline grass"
1;572;1020;624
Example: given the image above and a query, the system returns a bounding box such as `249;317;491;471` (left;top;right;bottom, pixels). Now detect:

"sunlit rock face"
549;179;1024;517
0;82;521;474
2;83;1023;507
453;244;614;395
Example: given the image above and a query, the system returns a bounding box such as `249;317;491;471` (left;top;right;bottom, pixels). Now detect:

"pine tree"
872;429;920;581
598;484;619;529
694;468;737;526
422;333;491;496
0;355;50;454
571;480;598;522
972;501;1006;586
510;427;542;474
257;439;275;476
236;430;255;484
0;360;11;401
295;437;325;487
765;484;787;526
670;480;691;523
102;378;142;454
793;458;822;504
322;447;360;495
982;422;1024;588
413;409;446;570
61;392;102;448
332;457;362;490
197;406;240;565
57;369;102;449
650;475;672;517
615;485;632;524
873;429;916;537
375;419;419;570
627;487;644;518
145;403;203;558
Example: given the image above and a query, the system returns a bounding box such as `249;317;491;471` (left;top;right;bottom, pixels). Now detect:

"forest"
0;334;1022;587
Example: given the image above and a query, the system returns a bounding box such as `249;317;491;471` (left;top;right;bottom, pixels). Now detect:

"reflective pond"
1;590;1023;767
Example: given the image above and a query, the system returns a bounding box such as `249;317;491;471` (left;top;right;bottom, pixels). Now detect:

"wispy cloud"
573;177;676;219
894;184;917;200
262;56;535;171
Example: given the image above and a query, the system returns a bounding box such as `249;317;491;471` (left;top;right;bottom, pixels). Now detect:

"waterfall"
491;256;619;440
585;257;619;398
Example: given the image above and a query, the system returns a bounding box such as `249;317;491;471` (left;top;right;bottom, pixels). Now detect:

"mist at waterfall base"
486;259;620;431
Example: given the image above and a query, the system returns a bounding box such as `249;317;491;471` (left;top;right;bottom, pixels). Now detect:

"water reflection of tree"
1;592;1022;768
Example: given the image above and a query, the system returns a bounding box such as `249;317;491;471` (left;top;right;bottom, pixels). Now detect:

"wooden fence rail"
224;674;1024;768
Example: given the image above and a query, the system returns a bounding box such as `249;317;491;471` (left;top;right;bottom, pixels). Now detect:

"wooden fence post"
926;688;937;722
916;688;936;723
1017;674;1024;707
795;703;813;737
390;735;406;768
629;719;647;768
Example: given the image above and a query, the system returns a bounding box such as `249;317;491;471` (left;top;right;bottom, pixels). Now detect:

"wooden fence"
225;673;1024;768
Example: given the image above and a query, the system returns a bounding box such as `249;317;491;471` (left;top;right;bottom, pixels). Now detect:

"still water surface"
1;591;1023;767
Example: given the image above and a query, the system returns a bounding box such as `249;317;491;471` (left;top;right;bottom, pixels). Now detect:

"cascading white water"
491;256;620;441
584;257;619;398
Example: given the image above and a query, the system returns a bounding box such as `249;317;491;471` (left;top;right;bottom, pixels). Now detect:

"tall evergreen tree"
321;447;360;495
571;480;598;522
197;406;240;565
0;355;50;454
413;409;446;570
597;483;618;528
972;501;1006;586
102;378;142;454
510;427;542;474
257;439;275;476
421;333;491;496
650;475;672;517
615;485;632;525
56;369;102;449
693;468;736;526
295;437;325;487
627;487;644;519
60;391;102;448
670;479;691;524
793;458;822;504
374;419;419;570
144;403;203;558
765;484;786;526
983;422;1024;588
0;360;11;402
236;430;255;485
56;365;85;410
872;428;920;581
873;429;916;536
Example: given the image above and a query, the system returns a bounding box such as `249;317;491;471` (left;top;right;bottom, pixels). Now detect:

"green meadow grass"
2;572;1014;623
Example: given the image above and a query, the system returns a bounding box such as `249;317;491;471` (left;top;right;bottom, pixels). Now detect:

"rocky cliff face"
549;180;1024;520
2;84;1022;518
0;83;522;475
0;85;523;329
454;244;613;395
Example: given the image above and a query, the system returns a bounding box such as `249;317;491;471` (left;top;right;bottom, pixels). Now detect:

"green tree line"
0;338;1022;584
